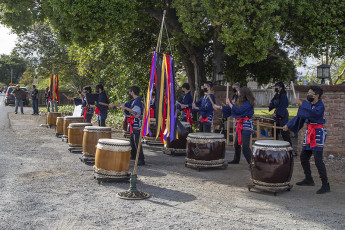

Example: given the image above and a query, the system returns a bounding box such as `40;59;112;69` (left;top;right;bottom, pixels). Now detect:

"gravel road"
0;94;344;230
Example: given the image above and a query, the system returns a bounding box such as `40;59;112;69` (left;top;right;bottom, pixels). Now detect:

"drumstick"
291;81;297;99
193;92;196;103
207;94;215;106
226;83;229;99
115;91;121;104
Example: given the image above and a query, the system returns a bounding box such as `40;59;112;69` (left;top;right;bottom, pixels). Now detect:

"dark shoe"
15;112;17;114
21;113;24;114
130;156;135;160
292;150;298;158
137;161;145;166
296;178;315;186
228;160;239;164
316;183;330;194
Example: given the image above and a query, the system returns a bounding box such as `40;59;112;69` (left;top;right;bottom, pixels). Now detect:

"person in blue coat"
284;86;330;194
110;86;145;165
177;83;193;123
93;84;109;126
192;81;216;132
214;87;254;164
269;82;292;145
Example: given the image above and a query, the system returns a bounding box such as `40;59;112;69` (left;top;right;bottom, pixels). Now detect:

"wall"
295;85;345;156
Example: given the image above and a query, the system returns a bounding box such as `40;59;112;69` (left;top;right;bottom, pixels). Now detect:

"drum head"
69;123;92;127
64;116;84;120
84;126;112;131
254;140;290;147
57;117;64;119
187;132;225;142
97;138;131;152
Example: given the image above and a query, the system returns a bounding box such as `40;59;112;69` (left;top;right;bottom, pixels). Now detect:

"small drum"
47;112;62;126
186;133;227;169
55;117;64;137
62;116;84;138
68;123;92;147
122;115;130;138
251;140;294;188
94;139;131;181
81;126;112;164
164;121;192;155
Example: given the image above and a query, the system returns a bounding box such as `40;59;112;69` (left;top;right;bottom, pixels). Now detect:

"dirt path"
1;104;344;229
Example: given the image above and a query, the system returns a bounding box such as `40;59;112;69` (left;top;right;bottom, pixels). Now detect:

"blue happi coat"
96;92;108;120
177;91;193;121
269;93;289;126
74;94;95;116
231;101;254;134
191;94;216;126
287;99;326;151
123;97;143;134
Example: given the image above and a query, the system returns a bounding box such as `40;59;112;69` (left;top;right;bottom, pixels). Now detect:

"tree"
0;53;27;84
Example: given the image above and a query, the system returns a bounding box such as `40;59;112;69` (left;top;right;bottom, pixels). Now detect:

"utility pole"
10;67;13;84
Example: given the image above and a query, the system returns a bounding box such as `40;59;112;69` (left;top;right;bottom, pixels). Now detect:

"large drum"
62;116;84;138
164;121;192;155
55;117;64;137
68;123;92;147
94;139;131;181
251;140;294;188
81;126;112;164
186;133;227;169
47;112;62;126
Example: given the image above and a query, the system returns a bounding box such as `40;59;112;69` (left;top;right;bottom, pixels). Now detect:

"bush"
39;105;75;116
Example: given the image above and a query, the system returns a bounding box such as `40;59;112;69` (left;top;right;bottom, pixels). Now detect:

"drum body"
68;123;92;147
122;115;130;138
47;112;62;126
63;116;84;138
251;140;294;187
94;139;131;181
186;133;226;168
56;117;64;135
146;118;157;138
82;126;112;157
165;121;192;153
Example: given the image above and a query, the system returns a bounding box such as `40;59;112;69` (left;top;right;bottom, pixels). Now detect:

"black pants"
84;113;93;123
130;133;145;162
276;125;292;146
233;132;251;164
300;150;328;183
98;118;106;127
199;122;211;133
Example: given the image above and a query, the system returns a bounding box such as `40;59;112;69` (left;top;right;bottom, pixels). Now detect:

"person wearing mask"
177;83;193;124
31;85;39;115
110;86;145;165
11;85;25;114
284;86;330;194
269;82;292;146
192;81;216;133
214;87;255;164
91;84;109;126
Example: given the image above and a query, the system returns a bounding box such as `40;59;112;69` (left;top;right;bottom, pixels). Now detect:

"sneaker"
316;183;330;194
296;178;315;186
228;160;239;164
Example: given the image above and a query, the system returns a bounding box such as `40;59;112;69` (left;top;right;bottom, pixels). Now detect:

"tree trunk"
212;27;226;83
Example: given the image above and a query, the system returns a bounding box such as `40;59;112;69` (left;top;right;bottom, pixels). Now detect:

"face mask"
307;95;314;102
203;88;208;93
232;88;237;93
274;88;279;93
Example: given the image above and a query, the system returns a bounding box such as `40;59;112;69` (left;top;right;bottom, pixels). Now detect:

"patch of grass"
254;108;298;120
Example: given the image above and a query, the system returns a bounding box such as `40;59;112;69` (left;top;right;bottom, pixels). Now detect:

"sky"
0;25;17;55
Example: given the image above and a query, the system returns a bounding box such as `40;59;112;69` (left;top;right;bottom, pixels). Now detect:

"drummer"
110;86;145;166
177;83;193;124
192;81;216;133
214;87;254;164
283;86;330;194
269;82;292;146
89;84;109;127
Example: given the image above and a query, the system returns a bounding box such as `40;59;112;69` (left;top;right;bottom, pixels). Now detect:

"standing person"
31;85;39;115
49;94;58;112
92;84;109;127
177;83;193;123
44;87;50;112
284;86;330;194
11;85;25;114
110;86;145;165
214;87;255;164
269;82;292;146
192;81;216;133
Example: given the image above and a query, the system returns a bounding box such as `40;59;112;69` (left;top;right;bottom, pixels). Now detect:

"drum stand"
68;147;82;153
142;137;163;146
56;133;63;138
61;136;68;143
162;147;186;156
185;161;228;171
80;154;95;165
94;172;131;183
247;183;293;196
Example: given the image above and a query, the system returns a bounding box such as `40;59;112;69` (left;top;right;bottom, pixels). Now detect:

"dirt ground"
1;105;345;229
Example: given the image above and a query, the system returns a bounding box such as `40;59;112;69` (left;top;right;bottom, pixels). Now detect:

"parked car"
5;87;29;106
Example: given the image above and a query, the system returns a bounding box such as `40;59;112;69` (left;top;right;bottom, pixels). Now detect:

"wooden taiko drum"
47;112;62;126
186;133;227;169
81;126;112;164
122;115;130;138
55;117;64;136
251;140;294;188
164;121;192;155
146;118;157;138
62;116;84;138
68;123;92;147
94;139;131;181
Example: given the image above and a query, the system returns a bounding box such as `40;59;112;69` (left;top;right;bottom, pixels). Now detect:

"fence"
37;90;76;106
